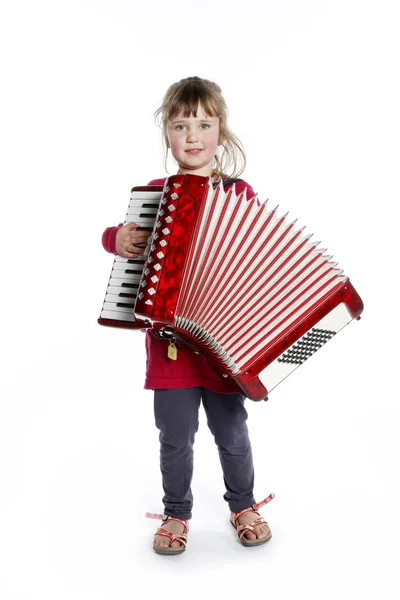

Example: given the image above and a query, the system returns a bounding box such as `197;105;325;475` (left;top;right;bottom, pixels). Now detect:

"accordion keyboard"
100;188;162;324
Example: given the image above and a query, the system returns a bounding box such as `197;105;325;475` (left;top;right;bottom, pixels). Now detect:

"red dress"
102;177;256;393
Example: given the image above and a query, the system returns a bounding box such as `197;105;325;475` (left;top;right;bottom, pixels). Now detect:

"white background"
1;0;399;598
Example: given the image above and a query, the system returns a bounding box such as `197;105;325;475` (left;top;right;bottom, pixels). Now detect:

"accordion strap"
215;177;243;189
151;327;202;356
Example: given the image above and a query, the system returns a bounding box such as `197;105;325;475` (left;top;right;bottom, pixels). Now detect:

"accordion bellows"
133;174;363;400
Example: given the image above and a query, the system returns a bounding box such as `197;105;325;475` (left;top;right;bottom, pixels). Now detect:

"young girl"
102;76;274;554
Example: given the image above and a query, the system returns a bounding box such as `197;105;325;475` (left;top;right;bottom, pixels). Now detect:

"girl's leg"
154;387;201;520
202;389;271;542
201;389;256;513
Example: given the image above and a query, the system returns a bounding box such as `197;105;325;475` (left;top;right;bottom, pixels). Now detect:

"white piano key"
112;262;143;272
108;276;141;287
124;220;155;228
110;273;142;284
126;206;159;214
114;255;146;263
128;197;160;205
102;302;136;314
127;206;159;215
125;214;157;223
128;199;158;206
111;261;144;271
100;309;137;322
106;285;139;296
130;191;162;200
105;293;136;304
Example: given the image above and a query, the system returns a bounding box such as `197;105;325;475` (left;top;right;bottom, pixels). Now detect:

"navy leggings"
154;387;256;520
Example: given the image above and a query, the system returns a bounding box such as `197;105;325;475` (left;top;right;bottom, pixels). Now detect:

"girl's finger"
129;246;144;254
125;222;139;230
128;231;149;240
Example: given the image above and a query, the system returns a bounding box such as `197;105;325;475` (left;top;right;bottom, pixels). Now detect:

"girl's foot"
145;513;189;554
230;494;274;546
154;518;186;549
230;510;271;541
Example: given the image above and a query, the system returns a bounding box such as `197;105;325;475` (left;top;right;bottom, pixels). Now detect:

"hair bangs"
168;87;219;121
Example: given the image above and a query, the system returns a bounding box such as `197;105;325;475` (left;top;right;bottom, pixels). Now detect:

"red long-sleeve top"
102;177;256;393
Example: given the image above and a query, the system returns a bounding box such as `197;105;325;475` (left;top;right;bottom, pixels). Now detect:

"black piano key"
142;202;160;208
121;282;139;289
125;268;143;275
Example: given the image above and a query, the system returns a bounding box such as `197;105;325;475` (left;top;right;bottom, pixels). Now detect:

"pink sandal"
146;512;189;555
230;493;275;547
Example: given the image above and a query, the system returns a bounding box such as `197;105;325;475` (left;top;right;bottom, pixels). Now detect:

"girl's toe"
157;536;168;547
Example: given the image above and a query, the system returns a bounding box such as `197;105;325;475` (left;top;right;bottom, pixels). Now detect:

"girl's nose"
186;129;199;142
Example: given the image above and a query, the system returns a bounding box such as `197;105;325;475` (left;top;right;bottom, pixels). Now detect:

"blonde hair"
154;76;246;178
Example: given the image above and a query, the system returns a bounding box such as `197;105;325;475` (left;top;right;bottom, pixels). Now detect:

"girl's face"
166;103;220;177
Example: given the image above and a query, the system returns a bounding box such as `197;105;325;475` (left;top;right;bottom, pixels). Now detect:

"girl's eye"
175;125;185;130
200;123;211;129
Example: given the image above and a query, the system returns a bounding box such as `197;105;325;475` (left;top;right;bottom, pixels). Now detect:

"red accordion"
99;174;363;401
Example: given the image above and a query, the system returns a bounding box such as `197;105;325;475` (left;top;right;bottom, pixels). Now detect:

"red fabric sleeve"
101;223;123;254
147;178;166;185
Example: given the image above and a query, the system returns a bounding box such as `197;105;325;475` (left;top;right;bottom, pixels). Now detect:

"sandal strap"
145;512;165;519
253;493;275;511
237;523;256;541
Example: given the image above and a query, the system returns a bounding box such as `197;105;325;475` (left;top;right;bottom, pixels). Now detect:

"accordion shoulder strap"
215;177;243;189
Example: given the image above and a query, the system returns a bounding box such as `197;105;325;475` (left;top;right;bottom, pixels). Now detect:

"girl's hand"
116;222;150;258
